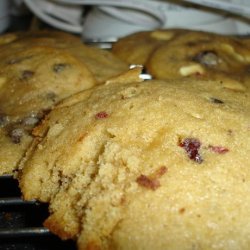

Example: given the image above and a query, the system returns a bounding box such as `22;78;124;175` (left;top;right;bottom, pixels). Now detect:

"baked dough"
0;30;129;83
112;29;186;65
0;31;96;175
112;29;250;90
19;77;250;250
0;30;130;175
146;30;250;89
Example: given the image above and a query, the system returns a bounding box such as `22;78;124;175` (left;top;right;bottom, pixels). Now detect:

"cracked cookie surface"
19;78;250;250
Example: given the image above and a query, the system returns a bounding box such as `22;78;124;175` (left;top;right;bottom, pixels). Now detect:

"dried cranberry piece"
95;111;109;119
153;166;168;178
136;166;167;191
209;145;229;154
136;175;160;191
179;138;203;163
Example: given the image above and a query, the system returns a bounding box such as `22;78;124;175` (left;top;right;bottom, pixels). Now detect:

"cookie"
71;45;129;84
112;29;186;65
0;30;129;83
19;78;250;249
0;30;83;47
0;32;96;175
146;30;250;88
0;29;131;175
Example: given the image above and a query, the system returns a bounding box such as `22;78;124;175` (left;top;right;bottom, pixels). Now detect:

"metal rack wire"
0;174;76;250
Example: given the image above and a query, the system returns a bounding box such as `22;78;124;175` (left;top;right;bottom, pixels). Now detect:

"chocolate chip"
36;109;50;119
9;128;23;144
21;70;34;80
22;116;39;126
53;63;68;73
193;51;219;66
0;113;9;127
22;111;46;127
46;92;57;102
210;97;224;104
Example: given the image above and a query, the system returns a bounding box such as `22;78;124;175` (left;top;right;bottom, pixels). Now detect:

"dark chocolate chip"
22;116;39;126
37;109;50;119
21;70;34;80
210;97;224;104
8;128;23;144
46;92;57;102
193;51;219;66
53;63;68;73
0;113;9;127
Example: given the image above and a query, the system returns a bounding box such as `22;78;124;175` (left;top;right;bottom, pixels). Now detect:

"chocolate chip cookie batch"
0;31;128;174
1;29;250;250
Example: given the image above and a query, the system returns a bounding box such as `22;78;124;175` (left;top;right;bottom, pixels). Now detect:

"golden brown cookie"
112;29;187;65
0;29;131;175
19;77;250;249
0;30;129;83
71;45;129;83
146;30;250;89
0;31;96;175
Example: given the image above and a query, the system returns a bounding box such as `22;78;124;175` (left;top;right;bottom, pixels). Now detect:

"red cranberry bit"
153;166;168;178
179;138;203;164
136;166;168;191
95;111;109;119
136;175;160;191
209;145;229;154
